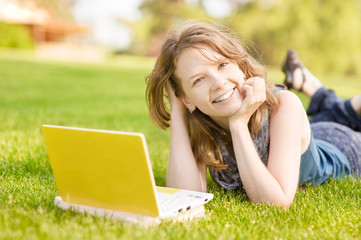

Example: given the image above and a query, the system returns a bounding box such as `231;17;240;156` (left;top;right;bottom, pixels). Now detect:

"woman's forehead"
177;46;224;65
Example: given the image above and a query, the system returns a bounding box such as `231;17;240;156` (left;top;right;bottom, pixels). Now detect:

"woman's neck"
211;116;230;131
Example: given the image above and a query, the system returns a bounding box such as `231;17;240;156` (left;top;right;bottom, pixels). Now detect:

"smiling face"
174;45;246;125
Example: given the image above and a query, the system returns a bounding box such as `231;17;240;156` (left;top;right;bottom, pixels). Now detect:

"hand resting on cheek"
229;77;267;126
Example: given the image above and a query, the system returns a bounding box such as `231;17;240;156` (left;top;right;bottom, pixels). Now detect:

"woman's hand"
229;77;266;126
166;81;185;115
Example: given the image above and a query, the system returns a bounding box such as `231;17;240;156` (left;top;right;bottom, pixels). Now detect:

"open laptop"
42;125;213;225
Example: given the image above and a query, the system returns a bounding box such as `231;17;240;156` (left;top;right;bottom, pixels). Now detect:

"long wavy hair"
146;21;280;170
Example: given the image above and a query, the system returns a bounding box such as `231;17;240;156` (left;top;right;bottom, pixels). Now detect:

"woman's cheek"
237;87;245;101
232;74;246;86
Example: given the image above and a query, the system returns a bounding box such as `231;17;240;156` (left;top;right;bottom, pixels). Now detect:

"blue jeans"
307;87;361;177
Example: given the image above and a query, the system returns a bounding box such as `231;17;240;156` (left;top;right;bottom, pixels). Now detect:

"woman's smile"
212;87;236;103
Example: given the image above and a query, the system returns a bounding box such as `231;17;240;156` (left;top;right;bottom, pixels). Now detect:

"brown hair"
146;20;280;170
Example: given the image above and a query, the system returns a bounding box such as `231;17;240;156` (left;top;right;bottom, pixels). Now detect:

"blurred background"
1;0;361;76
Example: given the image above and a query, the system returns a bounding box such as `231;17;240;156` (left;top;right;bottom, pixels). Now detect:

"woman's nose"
210;74;226;90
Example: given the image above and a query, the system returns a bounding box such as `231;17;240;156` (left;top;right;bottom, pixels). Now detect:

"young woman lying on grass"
145;21;361;208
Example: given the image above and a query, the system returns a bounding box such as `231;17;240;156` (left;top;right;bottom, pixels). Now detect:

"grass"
0;49;360;239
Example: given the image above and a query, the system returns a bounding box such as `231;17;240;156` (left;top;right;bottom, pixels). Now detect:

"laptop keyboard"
157;191;205;212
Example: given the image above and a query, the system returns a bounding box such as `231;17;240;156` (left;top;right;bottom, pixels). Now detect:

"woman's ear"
180;97;196;113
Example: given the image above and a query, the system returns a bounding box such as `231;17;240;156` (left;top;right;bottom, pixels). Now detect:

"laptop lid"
42;125;160;217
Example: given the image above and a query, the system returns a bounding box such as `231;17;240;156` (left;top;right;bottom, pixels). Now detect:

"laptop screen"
43;125;160;217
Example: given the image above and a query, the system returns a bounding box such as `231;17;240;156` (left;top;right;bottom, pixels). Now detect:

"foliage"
0;22;34;49
129;0;209;56
0;52;361;239
225;0;361;76
131;0;361;76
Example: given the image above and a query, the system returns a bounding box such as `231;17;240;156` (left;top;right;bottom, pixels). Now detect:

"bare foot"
293;68;323;98
283;50;323;97
289;67;323;97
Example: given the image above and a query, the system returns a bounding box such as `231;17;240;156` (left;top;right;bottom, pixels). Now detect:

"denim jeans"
307;87;361;177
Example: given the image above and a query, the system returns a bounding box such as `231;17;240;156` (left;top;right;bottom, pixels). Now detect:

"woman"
145;21;361;208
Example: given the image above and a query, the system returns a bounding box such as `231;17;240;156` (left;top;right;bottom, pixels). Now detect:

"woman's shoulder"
277;89;301;99
273;89;305;113
269;89;309;133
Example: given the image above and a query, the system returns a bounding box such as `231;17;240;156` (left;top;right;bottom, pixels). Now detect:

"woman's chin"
227;103;243;116
199;101;243;120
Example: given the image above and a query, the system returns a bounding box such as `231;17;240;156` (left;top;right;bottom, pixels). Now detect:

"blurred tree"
225;0;361;76
0;21;34;49
141;0;180;35
128;0;361;76
128;0;209;56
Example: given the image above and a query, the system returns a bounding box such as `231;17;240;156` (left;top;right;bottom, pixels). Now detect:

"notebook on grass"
42;125;213;226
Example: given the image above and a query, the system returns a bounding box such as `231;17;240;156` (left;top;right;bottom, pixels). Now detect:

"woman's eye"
218;62;228;69
193;78;203;85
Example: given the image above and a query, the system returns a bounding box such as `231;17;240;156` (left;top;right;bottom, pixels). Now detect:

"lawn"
0;50;360;239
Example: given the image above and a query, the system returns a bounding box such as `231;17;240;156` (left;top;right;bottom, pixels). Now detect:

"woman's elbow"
252;195;294;209
166;178;205;192
273;196;294;209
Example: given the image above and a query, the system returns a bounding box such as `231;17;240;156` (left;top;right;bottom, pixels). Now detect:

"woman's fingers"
241;84;254;103
166;81;185;113
241;77;266;104
229;77;266;124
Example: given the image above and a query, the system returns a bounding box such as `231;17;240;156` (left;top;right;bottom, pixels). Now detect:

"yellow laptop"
42;125;213;225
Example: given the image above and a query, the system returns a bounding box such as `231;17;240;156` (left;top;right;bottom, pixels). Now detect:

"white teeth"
213;89;234;103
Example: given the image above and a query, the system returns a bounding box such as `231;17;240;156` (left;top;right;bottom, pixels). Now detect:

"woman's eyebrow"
187;73;201;82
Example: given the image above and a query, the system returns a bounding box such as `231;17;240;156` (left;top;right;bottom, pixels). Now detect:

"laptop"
42;125;213;225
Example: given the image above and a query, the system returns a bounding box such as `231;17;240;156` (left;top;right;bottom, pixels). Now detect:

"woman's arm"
229;79;307;207
166;84;207;192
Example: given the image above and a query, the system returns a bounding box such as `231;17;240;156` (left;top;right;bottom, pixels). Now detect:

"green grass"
1;50;360;239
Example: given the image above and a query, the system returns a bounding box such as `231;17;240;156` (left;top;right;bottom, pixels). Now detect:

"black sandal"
282;49;306;91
